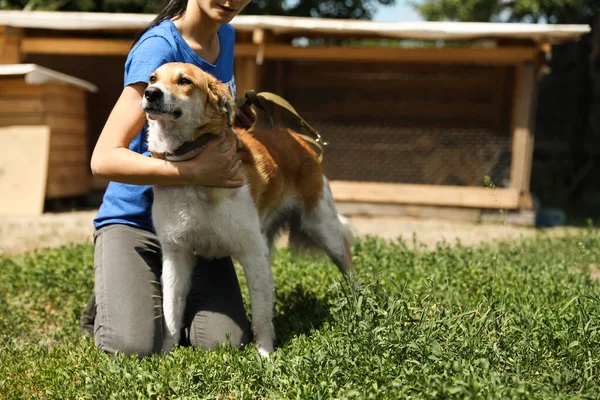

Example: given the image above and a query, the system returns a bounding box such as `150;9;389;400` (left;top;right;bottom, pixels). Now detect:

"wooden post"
234;57;257;99
509;61;539;207
233;28;258;99
233;30;279;120
0;26;23;64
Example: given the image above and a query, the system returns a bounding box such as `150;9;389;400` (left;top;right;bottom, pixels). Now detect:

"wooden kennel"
0;63;96;215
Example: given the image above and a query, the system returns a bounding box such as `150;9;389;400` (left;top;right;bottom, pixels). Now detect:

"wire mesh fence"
255;59;515;189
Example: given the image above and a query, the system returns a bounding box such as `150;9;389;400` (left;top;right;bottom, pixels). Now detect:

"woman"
81;0;256;357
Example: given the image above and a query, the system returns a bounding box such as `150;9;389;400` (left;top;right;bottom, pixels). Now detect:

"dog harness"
236;90;328;163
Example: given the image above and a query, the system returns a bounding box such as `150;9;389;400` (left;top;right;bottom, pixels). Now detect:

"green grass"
1;230;600;399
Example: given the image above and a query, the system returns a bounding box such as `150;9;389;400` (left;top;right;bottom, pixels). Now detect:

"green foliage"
0;0;395;19
242;0;395;20
1;233;600;398
0;0;162;12
410;0;599;23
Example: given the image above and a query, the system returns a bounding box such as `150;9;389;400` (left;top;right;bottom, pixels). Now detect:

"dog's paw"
161;336;176;355
256;337;274;358
258;346;271;358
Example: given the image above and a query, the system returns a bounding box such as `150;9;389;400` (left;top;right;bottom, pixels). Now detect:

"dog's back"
236;127;324;215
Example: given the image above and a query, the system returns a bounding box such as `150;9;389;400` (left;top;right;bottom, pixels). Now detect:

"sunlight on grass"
1;230;599;398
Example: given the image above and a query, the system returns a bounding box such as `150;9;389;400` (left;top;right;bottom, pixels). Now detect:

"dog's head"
142;62;235;131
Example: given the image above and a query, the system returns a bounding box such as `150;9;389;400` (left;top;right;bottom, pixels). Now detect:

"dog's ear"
207;79;235;127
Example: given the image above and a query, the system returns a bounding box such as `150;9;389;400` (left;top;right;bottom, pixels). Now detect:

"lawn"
1;229;599;399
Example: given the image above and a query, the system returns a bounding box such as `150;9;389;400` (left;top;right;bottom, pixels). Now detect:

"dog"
142;62;356;357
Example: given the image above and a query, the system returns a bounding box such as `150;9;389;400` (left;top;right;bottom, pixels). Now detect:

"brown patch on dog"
234;127;324;215
207;79;235;127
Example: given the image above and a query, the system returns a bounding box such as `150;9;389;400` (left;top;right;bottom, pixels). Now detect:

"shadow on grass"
273;284;332;347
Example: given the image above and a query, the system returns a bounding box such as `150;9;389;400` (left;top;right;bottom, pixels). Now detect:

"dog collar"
151;131;218;162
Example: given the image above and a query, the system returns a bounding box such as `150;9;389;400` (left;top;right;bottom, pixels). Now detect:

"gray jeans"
80;224;251;357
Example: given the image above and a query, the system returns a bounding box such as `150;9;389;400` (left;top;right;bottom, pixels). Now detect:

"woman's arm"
90;82;243;188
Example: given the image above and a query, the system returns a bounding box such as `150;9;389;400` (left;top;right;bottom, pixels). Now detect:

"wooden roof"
0;63;98;92
0;11;591;44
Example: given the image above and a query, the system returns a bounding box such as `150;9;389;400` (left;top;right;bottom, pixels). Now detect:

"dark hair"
131;0;188;48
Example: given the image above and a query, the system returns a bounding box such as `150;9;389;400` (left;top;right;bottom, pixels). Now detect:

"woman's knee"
188;310;251;350
94;321;161;358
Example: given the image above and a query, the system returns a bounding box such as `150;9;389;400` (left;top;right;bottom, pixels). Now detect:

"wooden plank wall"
262;60;515;188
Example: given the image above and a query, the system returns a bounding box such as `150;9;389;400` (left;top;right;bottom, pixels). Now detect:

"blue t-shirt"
94;19;237;232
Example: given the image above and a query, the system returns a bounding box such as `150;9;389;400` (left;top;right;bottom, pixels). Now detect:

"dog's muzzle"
143;87;182;119
145;86;163;102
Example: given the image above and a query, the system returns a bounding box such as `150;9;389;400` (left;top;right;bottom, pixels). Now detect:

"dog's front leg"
235;241;275;357
161;248;195;354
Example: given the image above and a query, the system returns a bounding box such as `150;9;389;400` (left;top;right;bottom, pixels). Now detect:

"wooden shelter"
0;11;591;219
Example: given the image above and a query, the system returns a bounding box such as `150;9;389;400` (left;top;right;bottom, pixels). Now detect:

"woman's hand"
177;134;243;188
234;102;257;129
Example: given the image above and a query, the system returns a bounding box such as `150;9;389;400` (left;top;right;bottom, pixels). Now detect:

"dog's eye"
149;75;157;83
178;77;192;86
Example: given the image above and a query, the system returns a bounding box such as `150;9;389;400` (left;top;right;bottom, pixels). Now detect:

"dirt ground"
0;209;583;255
0;210;98;255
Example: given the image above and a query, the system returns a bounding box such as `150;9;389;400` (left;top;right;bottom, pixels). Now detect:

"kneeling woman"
80;0;256;357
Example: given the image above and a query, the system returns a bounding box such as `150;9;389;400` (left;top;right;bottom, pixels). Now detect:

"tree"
409;0;598;24
0;0;162;12
0;0;396;19
242;0;395;20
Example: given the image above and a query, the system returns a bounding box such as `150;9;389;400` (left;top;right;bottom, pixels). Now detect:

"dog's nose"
144;87;163;102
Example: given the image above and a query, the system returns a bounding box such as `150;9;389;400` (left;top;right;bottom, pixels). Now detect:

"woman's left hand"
234;102;257;129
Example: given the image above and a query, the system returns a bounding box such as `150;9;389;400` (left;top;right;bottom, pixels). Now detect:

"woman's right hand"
178;134;244;188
